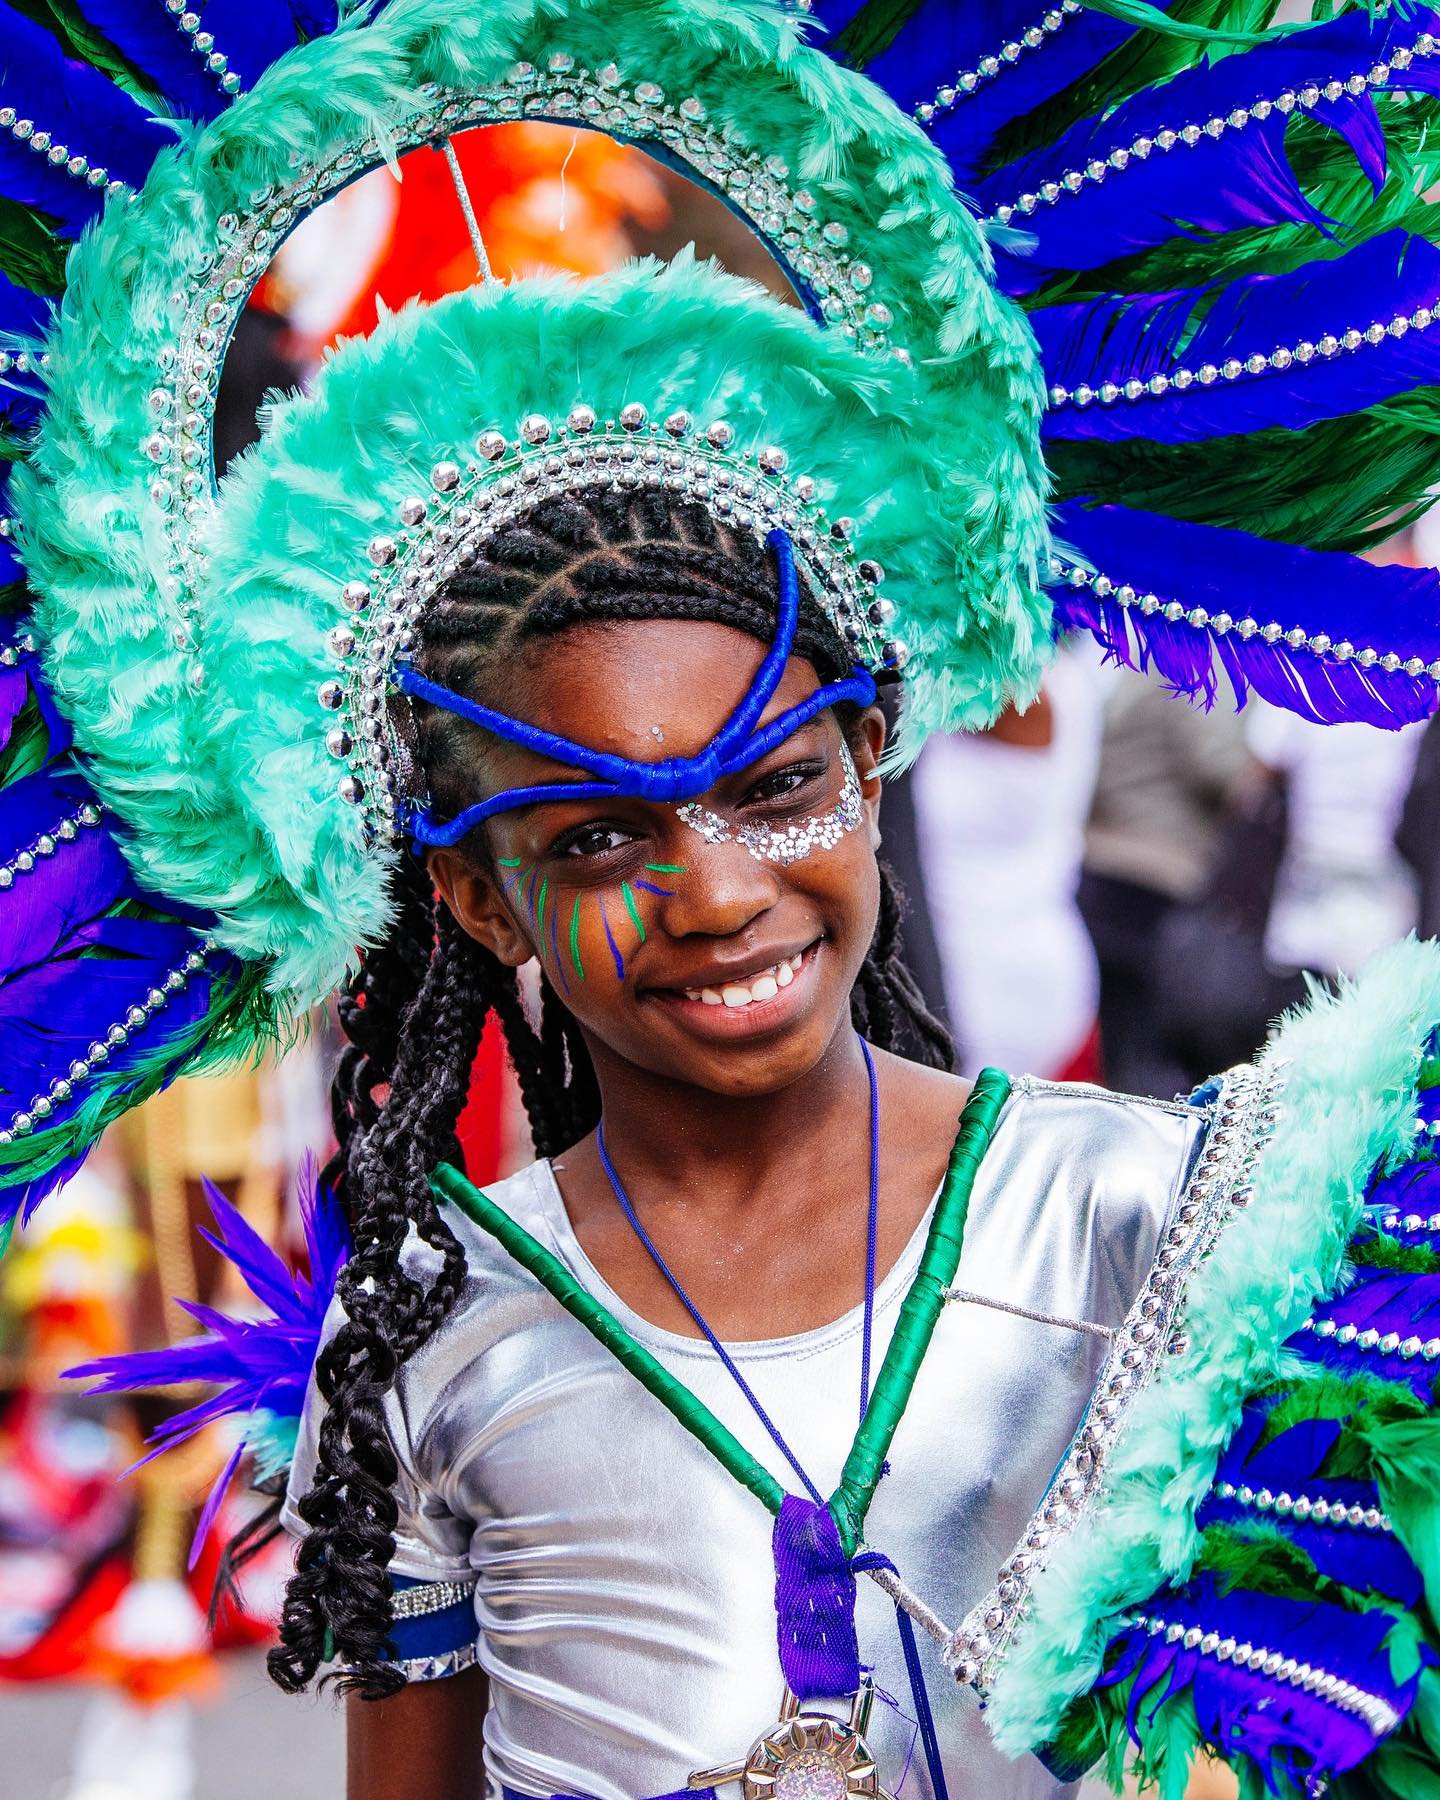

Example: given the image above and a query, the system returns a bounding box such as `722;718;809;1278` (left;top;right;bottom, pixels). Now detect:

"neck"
584;1024;873;1208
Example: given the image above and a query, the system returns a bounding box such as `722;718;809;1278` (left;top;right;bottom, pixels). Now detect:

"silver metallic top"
283;1078;1208;1799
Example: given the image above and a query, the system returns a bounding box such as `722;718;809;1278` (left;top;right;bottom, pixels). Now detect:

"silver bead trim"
0;349;50;379
328;419;898;837
382;1639;479;1684
1298;1315;1440;1362
143;59;908;646
945;1059;1285;1691
390;1578;477;1621
1047;301;1439;413
989;34;1435;231
0;801;103;894
162;0;245;98
0;630;37;668
0;940;214;1144
915;3;1083;128
1048;553;1440;682
1378;1207;1440;1235
0;105;127;199
1212;1480;1392;1534
1119;1611;1400;1738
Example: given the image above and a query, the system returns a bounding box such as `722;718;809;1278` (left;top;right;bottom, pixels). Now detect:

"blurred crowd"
0;122;1432;1800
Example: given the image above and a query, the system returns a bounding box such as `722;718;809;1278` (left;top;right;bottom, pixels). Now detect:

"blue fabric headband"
395;529;878;851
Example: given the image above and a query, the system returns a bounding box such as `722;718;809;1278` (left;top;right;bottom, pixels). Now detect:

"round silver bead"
793;475;817;502
343;580;372;611
338;775;365;805
619;402;648;433
477;430;508;461
318;680;345;710
664;409;693;438
398;496;428;527
326;727;353;759
328;624;356;658
567;404;597;435
705;420;733;450
368;535;397;566
520;415;552;448
431;460;462;492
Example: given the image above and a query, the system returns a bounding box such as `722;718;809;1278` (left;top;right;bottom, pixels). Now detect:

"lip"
644;941;822;1038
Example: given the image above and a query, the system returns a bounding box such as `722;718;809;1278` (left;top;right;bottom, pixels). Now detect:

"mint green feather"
11;0;1049;1022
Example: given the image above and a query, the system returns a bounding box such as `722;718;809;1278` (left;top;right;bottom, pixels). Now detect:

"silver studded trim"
0;629;36;666
1120;1612;1400;1738
0;348;50;379
0;105;127;199
383;1639;479;1683
143;57;907;645
1047;300;1439;412
989;35;1434;229
0;800;103;894
390;1578;477;1621
1211;1480;1392;1534
1378;1206;1440;1235
327;421;901;836
915;3;1083;128
1298;1315;1440;1363
161;0;244;98
1049;553;1440;683
945;1057;1285;1691
0;940;214;1144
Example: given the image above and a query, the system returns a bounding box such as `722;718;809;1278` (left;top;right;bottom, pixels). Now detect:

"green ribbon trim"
830;1066;1012;1551
431;1065;1012;1550
432;1161;787;1517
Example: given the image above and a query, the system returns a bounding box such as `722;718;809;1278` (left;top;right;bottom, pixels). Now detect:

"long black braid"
268;487;953;1698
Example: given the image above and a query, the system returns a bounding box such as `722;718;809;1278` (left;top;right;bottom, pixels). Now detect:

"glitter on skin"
676;743;862;866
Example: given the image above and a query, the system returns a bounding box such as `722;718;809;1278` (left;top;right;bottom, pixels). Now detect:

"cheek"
521;872;681;991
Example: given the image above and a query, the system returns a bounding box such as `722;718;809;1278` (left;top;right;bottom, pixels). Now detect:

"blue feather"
975;7;1440;295
174;0;306;97
62;0;228;119
0;3;172;224
1051;501;1440;728
0;267;47;340
1036;232;1440;443
0;764;132;982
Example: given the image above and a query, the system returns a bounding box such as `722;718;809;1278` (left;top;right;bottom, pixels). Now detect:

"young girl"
272;483;1202;1799
11;3;1440;1798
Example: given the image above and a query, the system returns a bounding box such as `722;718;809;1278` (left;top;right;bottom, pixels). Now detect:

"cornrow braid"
274;484;951;1697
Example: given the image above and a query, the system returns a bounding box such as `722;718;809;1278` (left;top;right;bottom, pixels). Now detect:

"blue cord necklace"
595;1038;951;1800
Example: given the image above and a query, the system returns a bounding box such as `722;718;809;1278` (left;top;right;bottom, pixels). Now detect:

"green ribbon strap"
432;1065;1013;1548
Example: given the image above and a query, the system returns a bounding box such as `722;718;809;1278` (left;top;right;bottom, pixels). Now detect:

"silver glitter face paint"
676;742;863;866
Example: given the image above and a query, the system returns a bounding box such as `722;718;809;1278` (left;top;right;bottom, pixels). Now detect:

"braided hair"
269;487;953;1699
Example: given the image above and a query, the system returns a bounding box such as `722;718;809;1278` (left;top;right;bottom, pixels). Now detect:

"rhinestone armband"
320;409;902;837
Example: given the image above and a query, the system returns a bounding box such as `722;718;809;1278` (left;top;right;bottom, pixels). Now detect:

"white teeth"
684;953;806;1008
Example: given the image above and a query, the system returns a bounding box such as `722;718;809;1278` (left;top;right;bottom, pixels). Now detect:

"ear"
428;847;533;967
851;706;886;846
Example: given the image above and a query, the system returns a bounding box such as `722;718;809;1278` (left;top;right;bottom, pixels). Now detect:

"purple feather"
1199;1401;1420;1605
1288;1263;1440;1397
66;1158;350;1522
0;765;134;981
1367;1157;1440;1233
0;3;172;227
976;8;1440;295
1103;1578;1423;1782
188;1438;245;1570
1036;233;1440;443
1051;502;1440;728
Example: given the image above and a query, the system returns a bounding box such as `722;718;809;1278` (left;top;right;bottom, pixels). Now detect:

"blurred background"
0;101;1432;1800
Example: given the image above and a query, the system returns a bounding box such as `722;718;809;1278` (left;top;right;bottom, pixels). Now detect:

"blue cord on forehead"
395;528;878;851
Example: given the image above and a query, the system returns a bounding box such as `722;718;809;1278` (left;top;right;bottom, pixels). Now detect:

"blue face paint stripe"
632;879;674;897
599;896;625;982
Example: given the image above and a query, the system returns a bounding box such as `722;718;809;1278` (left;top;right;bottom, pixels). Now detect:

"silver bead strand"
162;0;244;97
915;3;1082;128
0;105;127;198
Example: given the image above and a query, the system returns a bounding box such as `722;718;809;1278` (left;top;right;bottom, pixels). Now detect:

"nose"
655;832;782;941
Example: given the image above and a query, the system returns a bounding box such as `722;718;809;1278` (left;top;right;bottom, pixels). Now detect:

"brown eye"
745;761;825;806
558;824;636;859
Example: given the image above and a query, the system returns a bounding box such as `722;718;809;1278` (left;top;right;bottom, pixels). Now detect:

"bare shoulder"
870;1045;975;1195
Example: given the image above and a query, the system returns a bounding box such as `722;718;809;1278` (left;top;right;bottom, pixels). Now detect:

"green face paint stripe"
536;877;549;939
570;893;585;981
431;1162;786;1518
828;1066;1012;1554
621;880;646;943
645;863;687;874
497;856;522;867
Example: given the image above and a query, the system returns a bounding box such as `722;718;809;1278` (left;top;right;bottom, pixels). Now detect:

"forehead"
500;616;828;767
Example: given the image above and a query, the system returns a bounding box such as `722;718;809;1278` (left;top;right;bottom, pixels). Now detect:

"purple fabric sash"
772;1494;862;1700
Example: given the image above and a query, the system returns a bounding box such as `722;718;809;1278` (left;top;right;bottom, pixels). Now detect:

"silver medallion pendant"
690;1681;890;1800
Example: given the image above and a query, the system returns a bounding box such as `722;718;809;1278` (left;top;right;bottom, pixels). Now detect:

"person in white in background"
1244;700;1424;980
911;643;1104;1082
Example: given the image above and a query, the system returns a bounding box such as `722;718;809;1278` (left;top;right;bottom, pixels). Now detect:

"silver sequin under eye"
675;742;863;865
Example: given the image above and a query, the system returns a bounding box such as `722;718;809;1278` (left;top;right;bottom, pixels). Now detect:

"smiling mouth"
681;952;806;1010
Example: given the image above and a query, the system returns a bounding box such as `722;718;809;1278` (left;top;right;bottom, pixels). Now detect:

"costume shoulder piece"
937;936;1440;1800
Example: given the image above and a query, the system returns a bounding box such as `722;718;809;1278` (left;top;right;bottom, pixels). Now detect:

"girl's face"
429;616;886;1100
